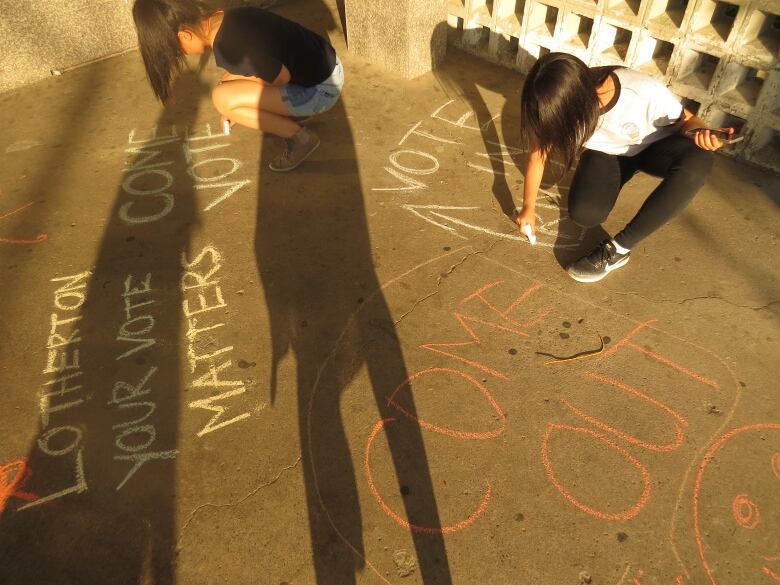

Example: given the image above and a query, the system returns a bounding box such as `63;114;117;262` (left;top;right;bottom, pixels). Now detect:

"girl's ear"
177;29;193;45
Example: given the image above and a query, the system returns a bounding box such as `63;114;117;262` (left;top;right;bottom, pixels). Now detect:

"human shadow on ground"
0;61;103;358
431;27;608;268
0;69;206;585
253;1;453;583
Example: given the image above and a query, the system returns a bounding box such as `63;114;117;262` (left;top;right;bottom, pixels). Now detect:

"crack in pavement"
393;290;439;326
608;290;780;313
177;455;302;546
678;297;780;311
393;238;505;327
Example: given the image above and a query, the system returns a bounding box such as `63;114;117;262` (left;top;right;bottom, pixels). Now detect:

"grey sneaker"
269;127;320;172
567;239;630;282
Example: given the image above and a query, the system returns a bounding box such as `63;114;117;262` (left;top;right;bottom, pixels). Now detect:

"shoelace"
276;140;296;164
588;243;614;267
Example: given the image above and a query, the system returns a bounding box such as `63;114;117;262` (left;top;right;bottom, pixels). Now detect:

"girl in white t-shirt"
516;52;734;282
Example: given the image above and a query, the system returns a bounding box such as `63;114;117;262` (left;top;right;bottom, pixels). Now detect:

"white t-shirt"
583;68;684;156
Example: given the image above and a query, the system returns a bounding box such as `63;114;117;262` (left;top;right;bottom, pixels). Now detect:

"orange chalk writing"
563;372;688;452
364;418;492;534
422;281;550;378
0;200;47;245
461;280;546;325
763;567;780;582
420;312;528;380
693;423;780;585
762;558;780;582
597;320;657;361
541;423;652;520
386;368;506;440
460;280;505;306
0;459;38;513
627;342;719;389
731;493;760;529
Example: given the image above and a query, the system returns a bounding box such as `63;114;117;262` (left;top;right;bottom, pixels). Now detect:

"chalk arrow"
401;204;582;248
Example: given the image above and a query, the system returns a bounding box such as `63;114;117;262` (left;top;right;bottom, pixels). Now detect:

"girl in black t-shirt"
132;0;343;171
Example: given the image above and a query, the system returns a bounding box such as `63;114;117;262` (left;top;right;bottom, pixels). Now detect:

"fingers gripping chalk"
522;224;537;246
223;119;231;135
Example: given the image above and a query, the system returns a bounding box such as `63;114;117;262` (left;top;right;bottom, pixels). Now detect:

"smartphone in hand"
685;127;744;144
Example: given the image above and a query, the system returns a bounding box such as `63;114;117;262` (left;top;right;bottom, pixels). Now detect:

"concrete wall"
0;0;280;95
344;0;448;78
0;0;138;94
447;0;780;171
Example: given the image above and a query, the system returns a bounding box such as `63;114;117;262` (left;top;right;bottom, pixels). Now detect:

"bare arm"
515;141;547;235
677;107;730;151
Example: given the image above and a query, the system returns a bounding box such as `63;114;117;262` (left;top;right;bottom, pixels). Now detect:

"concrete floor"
0;1;778;584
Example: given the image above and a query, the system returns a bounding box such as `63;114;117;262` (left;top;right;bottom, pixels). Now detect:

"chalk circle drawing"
731;493;760;529
0;201;47;244
307;247;746;584
385;368;507;440
364;418;494;535
540;423;652;521
693;424;780;585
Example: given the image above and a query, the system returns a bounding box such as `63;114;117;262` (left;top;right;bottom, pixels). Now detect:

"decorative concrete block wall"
446;0;780;171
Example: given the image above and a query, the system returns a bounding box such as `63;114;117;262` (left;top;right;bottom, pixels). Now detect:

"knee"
568;197;609;228
211;84;232;115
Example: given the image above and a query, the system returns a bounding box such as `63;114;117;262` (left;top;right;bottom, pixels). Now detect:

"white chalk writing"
181;244;251;437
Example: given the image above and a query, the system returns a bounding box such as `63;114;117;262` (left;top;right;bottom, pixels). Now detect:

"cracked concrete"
177;455;302;544
0;0;778;583
393;239;506;326
608;290;780;312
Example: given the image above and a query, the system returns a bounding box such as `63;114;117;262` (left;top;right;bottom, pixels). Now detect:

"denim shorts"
281;58;344;117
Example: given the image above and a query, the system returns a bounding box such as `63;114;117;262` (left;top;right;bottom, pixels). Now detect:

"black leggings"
568;135;714;249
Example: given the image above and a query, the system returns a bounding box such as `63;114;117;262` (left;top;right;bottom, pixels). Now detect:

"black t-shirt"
213;7;337;87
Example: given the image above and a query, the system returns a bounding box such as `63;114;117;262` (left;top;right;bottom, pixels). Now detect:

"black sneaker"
567;239;630;282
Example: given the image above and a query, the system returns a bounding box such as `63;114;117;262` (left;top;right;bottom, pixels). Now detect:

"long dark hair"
132;0;215;102
520;52;609;172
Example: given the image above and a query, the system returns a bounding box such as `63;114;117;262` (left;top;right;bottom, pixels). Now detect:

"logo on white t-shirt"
621;122;640;142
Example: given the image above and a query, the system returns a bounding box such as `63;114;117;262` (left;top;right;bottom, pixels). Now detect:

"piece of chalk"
223;120;231;135
522;224;537;246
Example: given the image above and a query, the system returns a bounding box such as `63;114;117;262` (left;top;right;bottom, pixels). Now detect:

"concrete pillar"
344;0;448;79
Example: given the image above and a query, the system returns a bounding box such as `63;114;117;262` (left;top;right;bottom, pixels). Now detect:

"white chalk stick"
522;224;537;246
223;120;231;135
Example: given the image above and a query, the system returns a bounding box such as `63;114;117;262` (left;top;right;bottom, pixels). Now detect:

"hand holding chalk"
522;223;537;246
223;119;231;135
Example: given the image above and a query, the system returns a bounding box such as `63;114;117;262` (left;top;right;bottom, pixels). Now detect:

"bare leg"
212;80;300;138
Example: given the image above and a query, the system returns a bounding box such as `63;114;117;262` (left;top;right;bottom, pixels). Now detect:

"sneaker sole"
567;255;630;283
268;139;321;172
